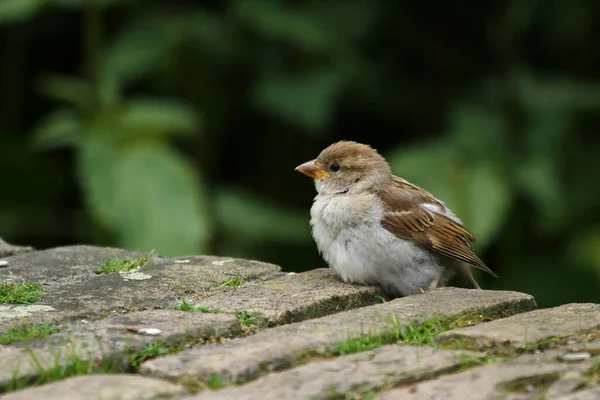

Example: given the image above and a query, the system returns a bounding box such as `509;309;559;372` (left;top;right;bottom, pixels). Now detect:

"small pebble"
137;328;162;336
173;259;190;264
0;260;8;267
524;384;535;392
560;352;591;362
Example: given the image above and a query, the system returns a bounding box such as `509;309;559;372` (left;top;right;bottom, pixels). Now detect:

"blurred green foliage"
1;0;599;307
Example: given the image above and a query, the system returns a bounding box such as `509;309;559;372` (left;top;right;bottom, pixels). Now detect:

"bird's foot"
418;275;442;295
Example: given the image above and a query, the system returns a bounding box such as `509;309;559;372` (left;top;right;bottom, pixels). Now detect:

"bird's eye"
330;163;340;172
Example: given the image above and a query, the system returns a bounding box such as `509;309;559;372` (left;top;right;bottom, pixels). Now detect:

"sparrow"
295;141;497;297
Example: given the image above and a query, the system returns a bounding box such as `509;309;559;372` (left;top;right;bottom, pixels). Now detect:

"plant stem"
83;0;102;111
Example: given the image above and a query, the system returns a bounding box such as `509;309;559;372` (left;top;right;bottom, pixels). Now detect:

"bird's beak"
295;159;330;179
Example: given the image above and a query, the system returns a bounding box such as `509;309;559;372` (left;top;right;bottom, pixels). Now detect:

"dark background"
1;0;599;308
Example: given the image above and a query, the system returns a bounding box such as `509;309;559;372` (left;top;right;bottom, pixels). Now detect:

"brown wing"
377;176;497;277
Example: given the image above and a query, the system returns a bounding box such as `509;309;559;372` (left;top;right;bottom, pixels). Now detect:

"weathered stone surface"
0;305;56;320
555;387;600;400
140;288;535;385
0;310;240;388
11;243;598;400
437;303;600;350
184;345;483;400
546;371;590;399
188;268;386;326
0;246;282;330
376;352;597;400
566;339;600;355
0;238;33;258
0;345;27;360
0;374;186;400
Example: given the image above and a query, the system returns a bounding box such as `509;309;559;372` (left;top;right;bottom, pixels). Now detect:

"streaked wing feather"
378;177;497;278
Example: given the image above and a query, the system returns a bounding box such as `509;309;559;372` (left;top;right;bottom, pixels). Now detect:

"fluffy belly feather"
310;193;444;296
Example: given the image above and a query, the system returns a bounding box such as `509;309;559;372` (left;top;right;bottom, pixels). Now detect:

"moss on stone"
498;372;561;394
178;373;229;394
160;296;539;394
287;293;384;327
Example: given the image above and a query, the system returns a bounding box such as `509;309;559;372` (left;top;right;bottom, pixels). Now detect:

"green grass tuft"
235;310;267;328
215;271;244;290
395;316;449;346
591;357;600;376
95;251;153;274
457;353;507;371
7;343;123;392
0;281;44;304
334;335;391;355
7;337;189;393
0;324;62;345
206;374;225;390
129;341;185;370
331;316;451;356
173;300;220;313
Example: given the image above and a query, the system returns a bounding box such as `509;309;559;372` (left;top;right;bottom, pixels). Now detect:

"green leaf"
568;229;600;276
77;136;122;229
37;74;93;110
448;103;506;160
0;0;88;25
113;144;210;256
215;188;311;244
493;0;542;50
516;71;600;112
79;138;211;256
0;0;41;25
516;109;570;230
465;165;512;248
97;70;121;109
233;0;334;52
31;108;83;150
387;141;456;208
252;68;344;132
185;12;237;58
104;21;174;86
118;98;199;139
305;1;379;43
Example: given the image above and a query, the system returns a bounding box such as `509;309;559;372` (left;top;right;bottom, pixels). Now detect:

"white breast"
309;193;444;296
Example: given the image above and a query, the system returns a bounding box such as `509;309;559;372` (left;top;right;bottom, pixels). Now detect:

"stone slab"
546;371;591;399
0;310;240;387
565;339;600;355
140;288;535;386
184;345;483;400
0;238;32;258
555;387;600;400
376;351;597;400
0;246;283;330
0;374;186;400
437;303;600;350
187;268;386;326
